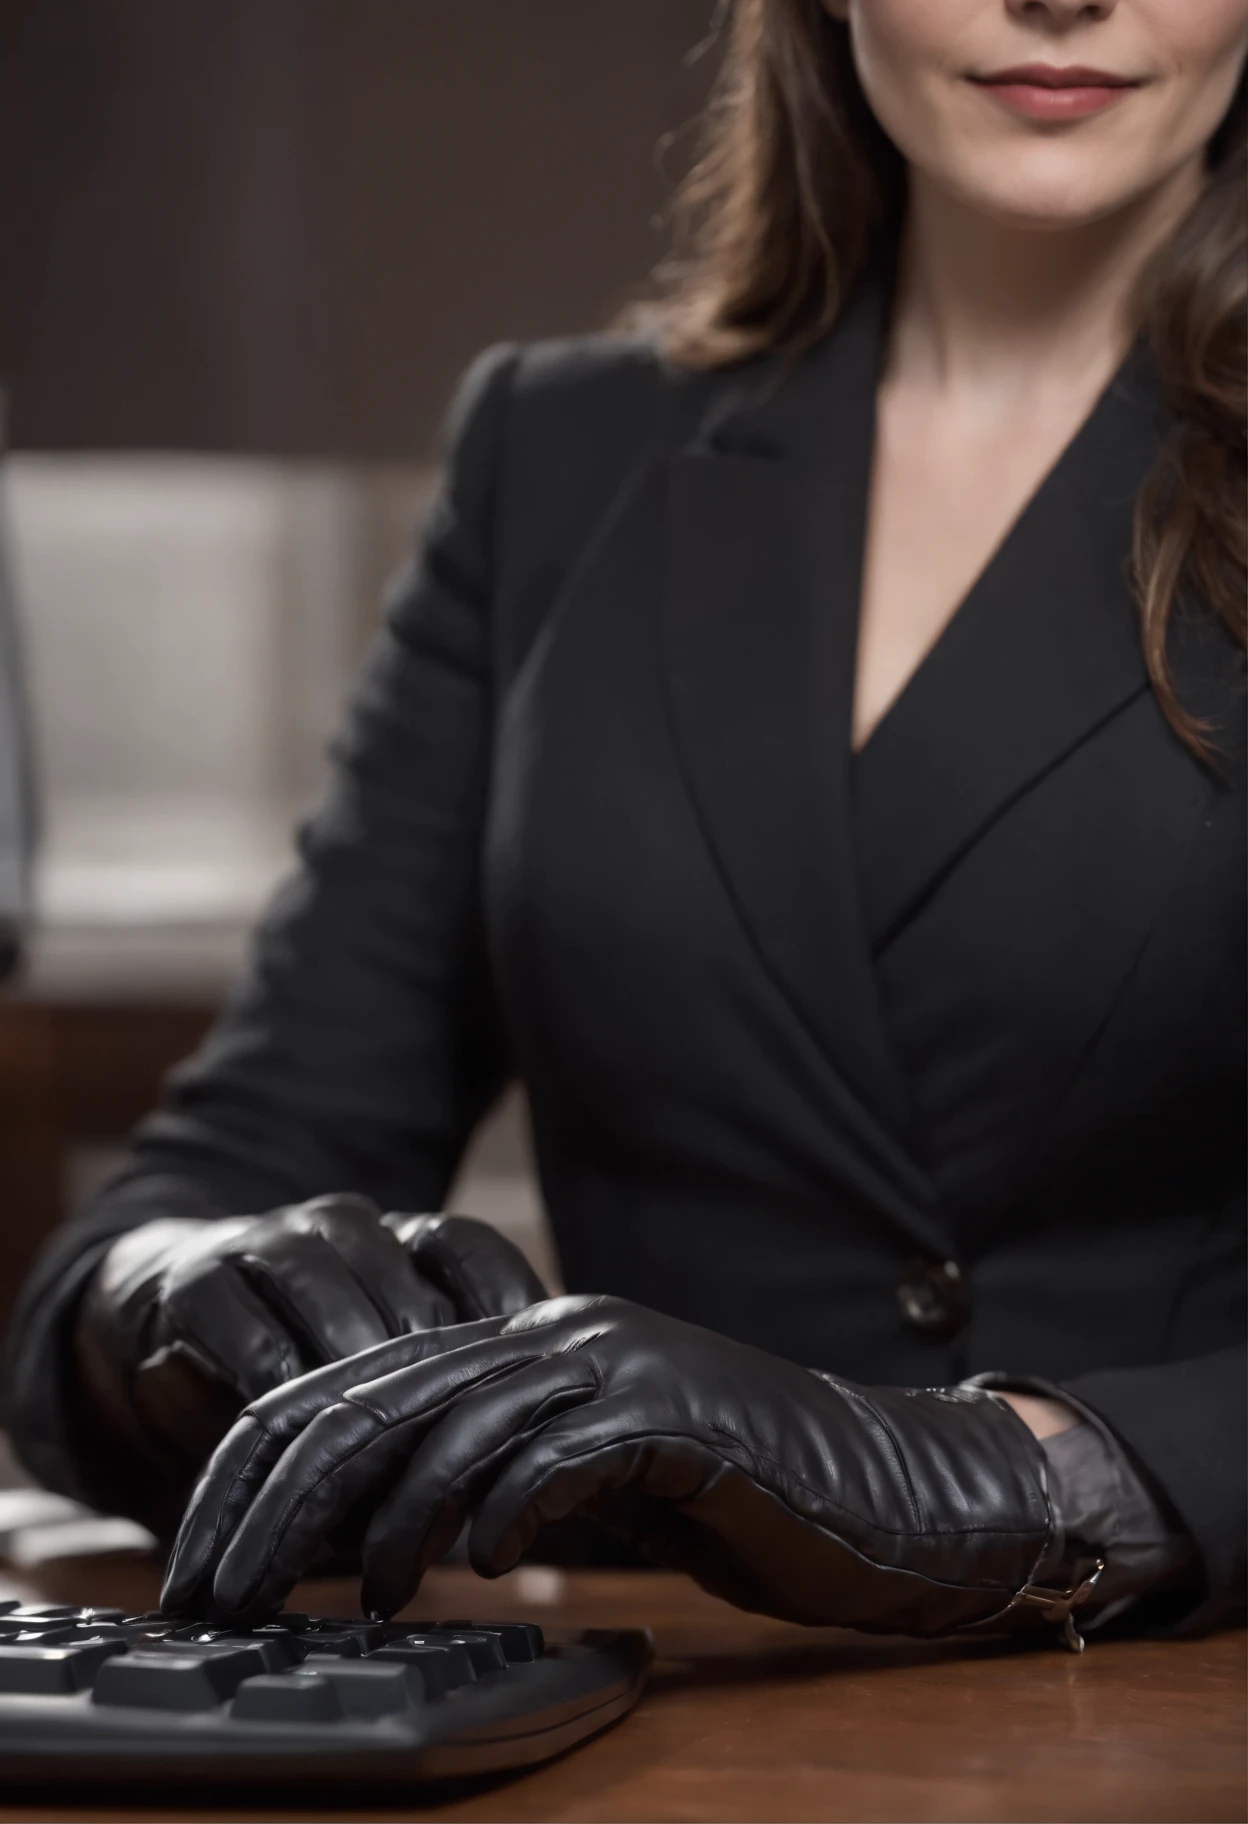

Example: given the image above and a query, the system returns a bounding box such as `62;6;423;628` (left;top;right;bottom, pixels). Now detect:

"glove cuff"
957;1372;1108;1650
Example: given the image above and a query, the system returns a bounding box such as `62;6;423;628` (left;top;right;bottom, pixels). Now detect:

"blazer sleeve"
3;342;522;1511
1061;1343;1247;1633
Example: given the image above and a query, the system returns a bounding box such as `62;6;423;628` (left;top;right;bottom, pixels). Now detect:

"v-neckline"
848;338;1148;774
660;261;1161;1165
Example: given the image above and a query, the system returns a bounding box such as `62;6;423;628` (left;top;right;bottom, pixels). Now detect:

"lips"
970;63;1141;123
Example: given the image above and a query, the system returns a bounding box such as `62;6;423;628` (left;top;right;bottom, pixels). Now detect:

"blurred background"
0;0;722;1445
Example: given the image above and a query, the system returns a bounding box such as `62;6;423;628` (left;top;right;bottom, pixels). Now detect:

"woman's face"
825;0;1248;229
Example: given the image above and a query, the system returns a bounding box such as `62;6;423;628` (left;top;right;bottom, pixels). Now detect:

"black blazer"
8;275;1245;1627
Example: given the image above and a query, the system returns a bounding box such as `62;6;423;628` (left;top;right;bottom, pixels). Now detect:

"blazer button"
896;1258;969;1339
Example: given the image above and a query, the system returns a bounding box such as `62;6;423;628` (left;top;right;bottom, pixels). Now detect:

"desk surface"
0;1555;1242;1823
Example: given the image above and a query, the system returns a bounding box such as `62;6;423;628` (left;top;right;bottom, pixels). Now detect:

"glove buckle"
1005;1557;1106;1653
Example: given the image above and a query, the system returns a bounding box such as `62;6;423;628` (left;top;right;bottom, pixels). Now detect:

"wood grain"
0;1557;1242;1822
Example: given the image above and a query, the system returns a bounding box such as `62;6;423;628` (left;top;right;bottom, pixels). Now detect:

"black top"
7;274;1245;1628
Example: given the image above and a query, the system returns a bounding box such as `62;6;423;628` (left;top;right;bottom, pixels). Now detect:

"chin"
943;154;1161;234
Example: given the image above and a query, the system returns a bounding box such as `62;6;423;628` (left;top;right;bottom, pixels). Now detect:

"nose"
1006;0;1117;23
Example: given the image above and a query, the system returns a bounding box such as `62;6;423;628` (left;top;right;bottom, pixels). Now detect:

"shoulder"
446;331;705;474
442;334;712;590
510;331;679;421
434;335;709;677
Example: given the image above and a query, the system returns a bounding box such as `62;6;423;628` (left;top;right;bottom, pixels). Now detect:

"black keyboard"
0;1601;652;1790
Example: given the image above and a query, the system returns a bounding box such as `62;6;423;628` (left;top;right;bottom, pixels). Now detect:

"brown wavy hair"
643;0;1246;765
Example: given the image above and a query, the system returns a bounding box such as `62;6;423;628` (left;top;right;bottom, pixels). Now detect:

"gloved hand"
75;1194;548;1475
161;1294;1055;1638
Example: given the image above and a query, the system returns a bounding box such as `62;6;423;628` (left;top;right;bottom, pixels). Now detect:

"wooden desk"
0;1555;1242;1822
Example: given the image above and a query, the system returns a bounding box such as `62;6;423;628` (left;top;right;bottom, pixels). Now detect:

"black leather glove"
75;1193;547;1476
161;1295;1055;1638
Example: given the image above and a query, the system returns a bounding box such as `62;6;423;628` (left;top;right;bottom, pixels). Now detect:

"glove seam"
598;1420;1051;1545
181;1254;303;1384
188;1417;276;1583
220;1409;399;1608
342;1353;544;1428
304;1205;414;1338
512;1429;1037;1598
829;1389;924;1532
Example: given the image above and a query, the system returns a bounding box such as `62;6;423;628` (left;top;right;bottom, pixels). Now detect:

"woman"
8;0;1245;1646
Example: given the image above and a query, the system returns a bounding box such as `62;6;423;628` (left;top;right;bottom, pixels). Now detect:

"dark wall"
0;0;719;457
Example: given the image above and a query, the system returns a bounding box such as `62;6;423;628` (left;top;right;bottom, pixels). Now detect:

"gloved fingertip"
209;1590;277;1631
157;1573;194;1616
360;1573;406;1625
473;1549;513;1581
209;1560;265;1626
467;1509;526;1581
160;1533;212;1614
361;1534;425;1624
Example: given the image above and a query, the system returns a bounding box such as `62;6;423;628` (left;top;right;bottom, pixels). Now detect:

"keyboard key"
96;1622;174;1645
0;1609;79;1639
158;1635;300;1673
380;1636;477;1685
70;1622;163;1643
0;1625;78;1645
439;1620;545;1662
297;1657;423;1719
290;1621;387;1656
240;1613;314;1635
0;1641;125;1694
93;1649;262;1711
292;1634;363;1658
2;1605;81;1621
370;1642;472;1697
437;1630;508;1675
231;1672;343;1723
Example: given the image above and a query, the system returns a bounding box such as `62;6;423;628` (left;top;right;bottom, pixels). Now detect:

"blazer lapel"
658;276;1185;1229
851;352;1167;955
660;276;922;1156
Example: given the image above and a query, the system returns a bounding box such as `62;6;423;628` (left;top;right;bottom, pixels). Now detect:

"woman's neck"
889;160;1205;405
